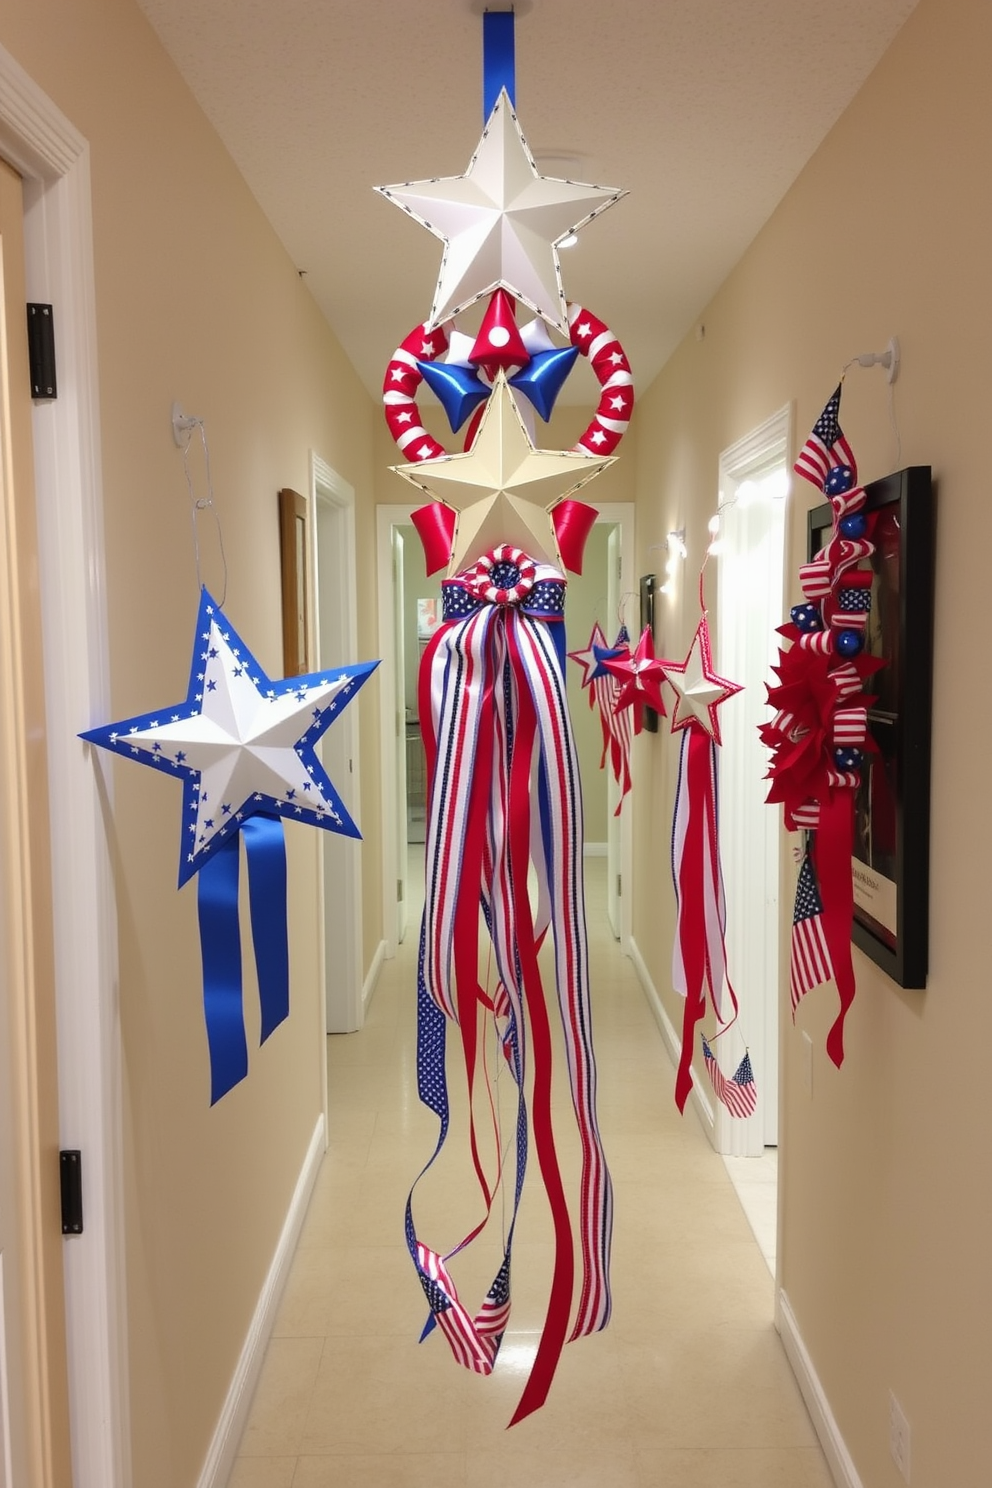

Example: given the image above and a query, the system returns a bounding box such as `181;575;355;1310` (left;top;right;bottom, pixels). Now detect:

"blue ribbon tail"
198;835;249;1104
243;814;290;1044
483;10;515;117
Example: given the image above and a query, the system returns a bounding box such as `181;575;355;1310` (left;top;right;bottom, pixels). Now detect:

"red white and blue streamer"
407;547;613;1424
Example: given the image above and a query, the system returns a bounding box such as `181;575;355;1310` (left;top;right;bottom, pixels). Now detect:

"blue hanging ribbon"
483;10;516;118
198;834;248;1105
243;814;290;1042
197;814;291;1103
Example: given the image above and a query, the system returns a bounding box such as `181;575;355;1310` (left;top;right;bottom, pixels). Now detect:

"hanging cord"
179;415;229;606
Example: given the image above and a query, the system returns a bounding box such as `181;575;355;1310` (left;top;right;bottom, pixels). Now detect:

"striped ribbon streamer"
407;557;613;1425
670;728;740;1113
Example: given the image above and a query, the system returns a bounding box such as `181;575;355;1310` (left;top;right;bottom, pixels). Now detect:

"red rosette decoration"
760;635;883;830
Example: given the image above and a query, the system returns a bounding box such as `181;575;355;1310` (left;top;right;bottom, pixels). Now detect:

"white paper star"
391;373;613;573
81;591;379;885
376;89;625;334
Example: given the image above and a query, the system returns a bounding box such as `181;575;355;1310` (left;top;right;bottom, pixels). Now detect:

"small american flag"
794;386;856;491
790;854;833;1012
476;1256;511;1347
702;1039;757;1118
417;1245;494;1375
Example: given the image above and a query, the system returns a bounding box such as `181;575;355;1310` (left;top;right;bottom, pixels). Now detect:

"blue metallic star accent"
509;346;580;421
416;358;490;432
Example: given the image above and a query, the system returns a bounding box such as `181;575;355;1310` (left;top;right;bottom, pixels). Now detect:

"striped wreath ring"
463;546;537;606
382;302;634;462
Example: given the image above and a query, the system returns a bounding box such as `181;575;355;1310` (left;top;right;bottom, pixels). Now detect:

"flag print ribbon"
406;546;612;1424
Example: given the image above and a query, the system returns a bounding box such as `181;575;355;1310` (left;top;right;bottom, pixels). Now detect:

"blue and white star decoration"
81;588;379;1103
81;588;379;887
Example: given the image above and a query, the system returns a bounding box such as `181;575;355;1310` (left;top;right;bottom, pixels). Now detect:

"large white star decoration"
392;372;612;574
81;590;379;886
375;89;626;334
659;615;741;744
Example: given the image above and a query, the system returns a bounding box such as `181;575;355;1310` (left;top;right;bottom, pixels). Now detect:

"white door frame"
376;504;417;957
376;502;634;959
715;406;790;1158
310;454;364;1033
0;46;130;1487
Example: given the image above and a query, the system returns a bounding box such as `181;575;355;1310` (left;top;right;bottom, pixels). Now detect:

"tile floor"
231;858;831;1488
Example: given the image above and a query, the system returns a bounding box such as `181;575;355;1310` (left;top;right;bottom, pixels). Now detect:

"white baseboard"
583;842;607;857
776;1290;863;1488
196;1114;325;1488
628;935;715;1138
362;937;386;1014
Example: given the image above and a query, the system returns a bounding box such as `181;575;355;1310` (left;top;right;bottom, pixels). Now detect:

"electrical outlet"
801;1030;813;1097
889;1390;911;1482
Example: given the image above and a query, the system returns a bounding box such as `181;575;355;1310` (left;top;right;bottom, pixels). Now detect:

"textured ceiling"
136;0;917;405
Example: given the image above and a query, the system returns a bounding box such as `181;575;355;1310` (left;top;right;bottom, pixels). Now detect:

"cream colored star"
375;90;625;334
660;617;742;744
391;374;613;574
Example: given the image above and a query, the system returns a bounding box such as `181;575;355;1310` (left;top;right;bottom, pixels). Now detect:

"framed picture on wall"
278;487;309;676
639;572;659;733
807;465;934;988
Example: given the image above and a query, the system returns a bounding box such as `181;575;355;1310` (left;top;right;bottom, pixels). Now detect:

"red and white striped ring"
566;303;635;457
464;546;537;607
382;321;451;460
383;301;635;462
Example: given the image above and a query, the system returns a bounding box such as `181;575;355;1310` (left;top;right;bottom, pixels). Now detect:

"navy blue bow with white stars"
81;588;378;1100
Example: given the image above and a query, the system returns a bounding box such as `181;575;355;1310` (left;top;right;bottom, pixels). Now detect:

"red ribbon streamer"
812;790;857;1068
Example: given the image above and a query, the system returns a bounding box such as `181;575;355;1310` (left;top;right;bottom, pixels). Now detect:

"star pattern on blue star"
81;589;379;886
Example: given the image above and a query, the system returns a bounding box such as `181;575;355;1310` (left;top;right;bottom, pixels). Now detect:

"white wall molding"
776;1289;863;1488
583;842;608;857
0;43;130;1488
196;1115;325;1488
628;936;715;1139
361;938;386;1013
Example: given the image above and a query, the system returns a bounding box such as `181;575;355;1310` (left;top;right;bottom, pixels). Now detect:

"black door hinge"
26;303;57;400
60;1149;83;1235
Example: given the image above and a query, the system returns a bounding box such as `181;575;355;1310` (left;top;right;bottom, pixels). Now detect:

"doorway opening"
311;455;364;1033
714;406;790;1274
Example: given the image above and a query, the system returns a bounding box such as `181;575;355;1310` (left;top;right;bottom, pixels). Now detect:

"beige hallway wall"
0;2;382;1484
630;1;991;1483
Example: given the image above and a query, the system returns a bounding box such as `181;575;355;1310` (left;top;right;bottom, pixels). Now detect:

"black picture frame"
639;573;659;733
807;466;934;988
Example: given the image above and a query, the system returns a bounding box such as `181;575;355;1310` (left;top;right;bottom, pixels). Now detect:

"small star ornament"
392;372;612;574
660;615;741;744
601;626;668;719
376;89;625;334
81;589;379;886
